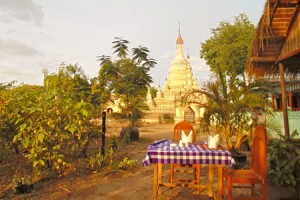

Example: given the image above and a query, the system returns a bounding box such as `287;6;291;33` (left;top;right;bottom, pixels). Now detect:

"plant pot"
120;127;139;143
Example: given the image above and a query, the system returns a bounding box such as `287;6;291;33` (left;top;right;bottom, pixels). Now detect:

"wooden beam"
277;5;300;61
278;47;300;62
270;0;280;26
250;56;277;62
279;63;290;138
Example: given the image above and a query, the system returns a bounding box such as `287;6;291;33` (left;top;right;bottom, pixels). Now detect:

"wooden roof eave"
247;0;300;77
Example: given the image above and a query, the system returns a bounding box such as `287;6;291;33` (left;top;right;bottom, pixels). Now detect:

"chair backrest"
173;121;195;142
251;125;267;178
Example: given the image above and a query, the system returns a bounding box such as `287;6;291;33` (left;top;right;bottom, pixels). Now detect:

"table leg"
153;163;158;199
208;165;214;197
217;165;223;200
196;164;201;194
158;164;162;195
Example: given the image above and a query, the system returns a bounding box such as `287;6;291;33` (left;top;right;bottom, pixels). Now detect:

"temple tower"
146;30;205;123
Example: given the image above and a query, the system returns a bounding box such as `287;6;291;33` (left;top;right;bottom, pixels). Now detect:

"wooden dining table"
142;139;235;200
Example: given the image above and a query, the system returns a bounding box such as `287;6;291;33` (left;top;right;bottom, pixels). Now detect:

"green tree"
0;81;20;154
98;37;156;126
200;13;255;81
43;64;101;158
150;87;157;99
1;64;102;174
44;63;90;101
183;13;271;150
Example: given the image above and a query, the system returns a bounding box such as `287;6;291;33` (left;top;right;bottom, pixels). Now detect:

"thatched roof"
247;0;300;77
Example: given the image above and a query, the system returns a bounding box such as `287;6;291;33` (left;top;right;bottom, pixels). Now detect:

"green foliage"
0;63;105;176
186;13;271;149
117;157;137;170
197;117;210;134
265;114;283;138
267;130;300;189
98;37;156;127
0;40;155;183
184;70;271;149
200;13;255;80
150;87;157;99
109;136;119;151
88;149;114;171
0;82;20;153
158;114;174;124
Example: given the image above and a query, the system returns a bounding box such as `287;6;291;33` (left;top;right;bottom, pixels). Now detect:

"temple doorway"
184;106;195;124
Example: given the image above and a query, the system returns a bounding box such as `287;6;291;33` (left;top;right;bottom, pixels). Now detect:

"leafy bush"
267;130;300;189
88;149;114;171
159;114;174;124
109;136;119;151
0;65;104;176
117;157;137;170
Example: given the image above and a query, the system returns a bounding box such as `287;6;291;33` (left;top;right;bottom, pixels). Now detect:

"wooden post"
279;63;290;138
101;111;106;156
288;92;293;111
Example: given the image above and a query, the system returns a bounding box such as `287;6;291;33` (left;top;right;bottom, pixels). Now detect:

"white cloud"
160;50;175;60
0;65;24;76
189;55;213;84
0;0;43;26
0;62;44;85
0;39;40;58
190;56;210;72
0;0;265;86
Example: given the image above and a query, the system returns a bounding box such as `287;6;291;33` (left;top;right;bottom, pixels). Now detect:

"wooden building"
247;0;300;137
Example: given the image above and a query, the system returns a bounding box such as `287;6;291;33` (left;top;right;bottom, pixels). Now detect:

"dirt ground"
1;123;299;200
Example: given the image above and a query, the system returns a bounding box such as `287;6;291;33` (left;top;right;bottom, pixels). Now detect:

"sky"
0;0;266;87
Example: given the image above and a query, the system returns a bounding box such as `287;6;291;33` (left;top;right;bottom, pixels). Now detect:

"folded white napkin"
208;134;220;149
179;140;184;147
181;130;193;145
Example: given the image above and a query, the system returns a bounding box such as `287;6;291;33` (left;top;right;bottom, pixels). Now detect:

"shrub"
267;130;300;189
109;136;119;151
159;114;174;124
88;149;114;171
117;157;137;170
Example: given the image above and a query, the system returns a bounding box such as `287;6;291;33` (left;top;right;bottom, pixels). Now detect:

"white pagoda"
146;30;206;123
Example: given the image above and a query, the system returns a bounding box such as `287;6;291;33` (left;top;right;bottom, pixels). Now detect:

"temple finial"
176;23;183;45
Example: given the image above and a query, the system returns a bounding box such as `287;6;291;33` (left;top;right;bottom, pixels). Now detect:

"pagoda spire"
175;23;185;59
187;49;190;63
176;23;184;45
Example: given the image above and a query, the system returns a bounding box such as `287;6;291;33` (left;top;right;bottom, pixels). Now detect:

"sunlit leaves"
200;13;255;79
268;132;300;189
183;67;271;149
0;63;103;173
112;37;129;58
98;37;156;126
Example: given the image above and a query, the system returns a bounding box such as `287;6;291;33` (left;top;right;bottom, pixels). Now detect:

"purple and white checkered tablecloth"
142;139;235;167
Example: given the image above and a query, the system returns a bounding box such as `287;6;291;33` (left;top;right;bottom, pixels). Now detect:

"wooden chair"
222;125;268;200
169;121;201;192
